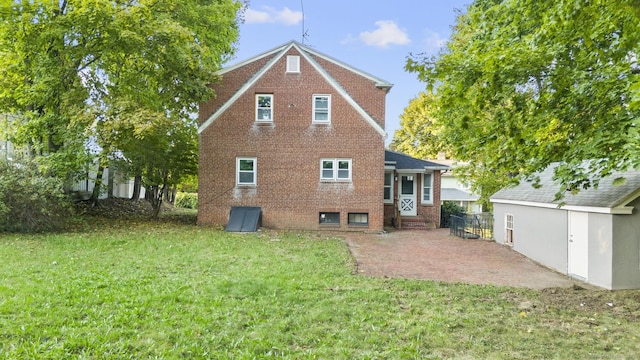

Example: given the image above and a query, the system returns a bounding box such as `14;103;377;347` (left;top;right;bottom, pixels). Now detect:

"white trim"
490;198;634;215
299;48;386;138
217;46;286;75
320;158;352;182
198;41;390;136
236;157;257;186
286;55;300;73
421;173;434;205
198;43;295;134
255;94;273;122
312;94;331;123
504;213;514;246
384;171;394;204
299;42;392;89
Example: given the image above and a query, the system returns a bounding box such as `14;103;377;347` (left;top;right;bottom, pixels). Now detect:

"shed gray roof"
490;164;640;209
442;188;479;201
385;150;449;171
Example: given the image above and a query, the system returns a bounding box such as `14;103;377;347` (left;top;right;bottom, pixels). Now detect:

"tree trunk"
163;185;170;204
131;174;142;201
162;185;177;205
90;165;104;206
107;166;114;198
171;185;177;205
151;184;165;219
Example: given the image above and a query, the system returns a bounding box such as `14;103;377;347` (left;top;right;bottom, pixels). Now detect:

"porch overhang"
388;167;448;173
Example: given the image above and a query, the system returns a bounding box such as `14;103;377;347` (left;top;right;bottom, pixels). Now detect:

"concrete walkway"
344;228;577;289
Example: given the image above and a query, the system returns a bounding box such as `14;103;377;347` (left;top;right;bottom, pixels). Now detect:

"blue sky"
228;0;470;145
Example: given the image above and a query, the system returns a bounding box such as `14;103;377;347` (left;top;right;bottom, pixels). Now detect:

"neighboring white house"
491;165;640;290
430;157;481;213
70;165;146;200
0;140;14;162
1;138;144;200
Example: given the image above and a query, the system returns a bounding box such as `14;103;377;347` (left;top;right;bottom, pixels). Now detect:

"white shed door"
568;211;588;280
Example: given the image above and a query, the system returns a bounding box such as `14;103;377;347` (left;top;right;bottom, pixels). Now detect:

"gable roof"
384;150;449;171
490;164;640;214
198;40;393;136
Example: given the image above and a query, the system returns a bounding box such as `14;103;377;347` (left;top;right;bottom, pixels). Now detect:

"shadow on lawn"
74;198;197;229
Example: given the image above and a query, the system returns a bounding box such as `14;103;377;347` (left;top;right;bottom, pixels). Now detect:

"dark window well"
319;212;340;224
348;213;368;226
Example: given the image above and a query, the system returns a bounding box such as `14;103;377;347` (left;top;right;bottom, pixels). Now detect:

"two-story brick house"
198;41;445;231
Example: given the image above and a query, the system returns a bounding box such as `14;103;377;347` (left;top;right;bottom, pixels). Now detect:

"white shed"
491;166;640;290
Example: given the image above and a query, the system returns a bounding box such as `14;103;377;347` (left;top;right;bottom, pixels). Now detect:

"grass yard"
1;217;640;359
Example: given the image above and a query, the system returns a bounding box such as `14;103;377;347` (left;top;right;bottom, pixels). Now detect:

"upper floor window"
237;157;256;186
256;94;273;122
320;159;351;181
312;94;331;123
286;55;300;73
422;173;433;204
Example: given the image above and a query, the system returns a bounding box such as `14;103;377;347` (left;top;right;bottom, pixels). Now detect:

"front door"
399;175;417;216
568;211;588;280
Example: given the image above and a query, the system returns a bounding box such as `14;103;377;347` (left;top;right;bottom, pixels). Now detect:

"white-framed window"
348;213;369;226
286;55;300;73
422;173;433;204
256;94;273;122
320;158;351;181
384;171;394;203
312;94;331;123
505;213;514;246
236;157;256;186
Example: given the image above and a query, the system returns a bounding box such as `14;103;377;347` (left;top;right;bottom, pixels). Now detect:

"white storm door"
399;175;417;216
568;211;588;280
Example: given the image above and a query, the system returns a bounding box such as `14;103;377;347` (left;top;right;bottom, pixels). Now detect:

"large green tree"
406;0;640;204
0;0;241;183
97;103;198;217
391;92;448;159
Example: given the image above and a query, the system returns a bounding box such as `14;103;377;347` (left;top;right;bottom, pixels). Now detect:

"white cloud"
421;30;447;54
359;20;410;48
245;6;303;26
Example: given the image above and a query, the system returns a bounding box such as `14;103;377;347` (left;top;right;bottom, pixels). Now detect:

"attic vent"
286;55;300;73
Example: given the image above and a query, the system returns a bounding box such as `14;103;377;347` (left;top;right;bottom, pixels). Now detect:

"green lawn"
1;219;639;359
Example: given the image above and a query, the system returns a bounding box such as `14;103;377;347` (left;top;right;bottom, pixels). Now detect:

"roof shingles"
491;165;640;208
385;150;448;171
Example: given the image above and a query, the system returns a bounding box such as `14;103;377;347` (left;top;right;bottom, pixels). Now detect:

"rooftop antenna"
301;0;309;44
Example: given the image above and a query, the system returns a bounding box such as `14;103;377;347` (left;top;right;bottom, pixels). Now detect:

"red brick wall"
198;46;387;231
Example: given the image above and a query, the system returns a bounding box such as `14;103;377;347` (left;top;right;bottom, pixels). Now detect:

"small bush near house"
0;160;74;232
440;201;466;228
175;191;198;209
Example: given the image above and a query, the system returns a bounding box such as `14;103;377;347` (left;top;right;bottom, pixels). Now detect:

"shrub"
440;201;466;228
175;192;198;209
0;160;74;232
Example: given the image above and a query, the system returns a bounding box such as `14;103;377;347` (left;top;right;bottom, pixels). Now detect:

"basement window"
348;213;369;226
319;212;340;225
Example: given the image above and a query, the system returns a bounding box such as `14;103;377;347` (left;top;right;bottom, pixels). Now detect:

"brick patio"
344;228;580;289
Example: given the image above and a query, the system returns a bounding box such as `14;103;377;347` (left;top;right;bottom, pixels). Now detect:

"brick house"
198;41;446;231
